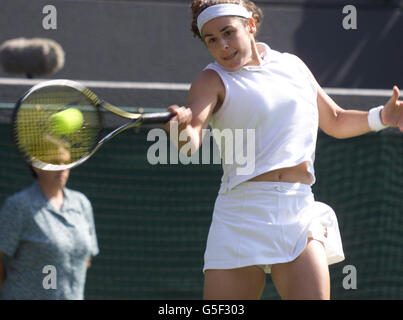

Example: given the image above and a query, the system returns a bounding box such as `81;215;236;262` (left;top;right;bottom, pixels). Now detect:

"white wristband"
368;105;388;132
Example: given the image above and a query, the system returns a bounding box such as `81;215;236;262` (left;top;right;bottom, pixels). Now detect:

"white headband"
197;4;253;34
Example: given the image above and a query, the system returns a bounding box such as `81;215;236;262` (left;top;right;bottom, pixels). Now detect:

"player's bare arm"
166;69;224;153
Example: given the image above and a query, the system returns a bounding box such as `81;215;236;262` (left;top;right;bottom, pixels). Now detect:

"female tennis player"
165;0;403;300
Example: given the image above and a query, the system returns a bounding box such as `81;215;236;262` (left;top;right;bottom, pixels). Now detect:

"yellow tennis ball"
49;108;84;135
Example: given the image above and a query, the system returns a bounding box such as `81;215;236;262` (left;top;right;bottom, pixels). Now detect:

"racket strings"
14;86;103;167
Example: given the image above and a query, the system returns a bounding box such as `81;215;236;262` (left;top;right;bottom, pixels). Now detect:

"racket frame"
12;79;173;171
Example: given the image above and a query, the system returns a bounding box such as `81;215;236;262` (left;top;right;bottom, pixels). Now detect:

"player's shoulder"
254;43;303;70
270;48;299;64
197;65;223;83
268;48;311;76
191;65;224;93
278;50;307;68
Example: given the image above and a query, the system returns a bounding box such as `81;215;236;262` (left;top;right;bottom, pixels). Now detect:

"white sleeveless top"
206;43;318;193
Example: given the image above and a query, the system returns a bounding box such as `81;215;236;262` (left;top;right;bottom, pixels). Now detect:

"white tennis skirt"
203;181;345;273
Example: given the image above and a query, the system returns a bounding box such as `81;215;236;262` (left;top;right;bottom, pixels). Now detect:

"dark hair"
190;0;264;40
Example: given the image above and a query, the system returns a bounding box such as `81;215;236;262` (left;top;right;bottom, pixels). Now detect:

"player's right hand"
164;105;192;132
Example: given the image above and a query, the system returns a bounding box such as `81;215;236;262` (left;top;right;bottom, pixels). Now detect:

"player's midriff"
248;161;314;185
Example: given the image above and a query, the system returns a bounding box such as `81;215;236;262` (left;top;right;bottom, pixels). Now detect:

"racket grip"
141;112;175;124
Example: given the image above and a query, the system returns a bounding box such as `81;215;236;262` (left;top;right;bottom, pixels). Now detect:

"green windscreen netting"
1;110;402;299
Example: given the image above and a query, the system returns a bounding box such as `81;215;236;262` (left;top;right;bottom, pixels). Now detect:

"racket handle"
141;112;175;124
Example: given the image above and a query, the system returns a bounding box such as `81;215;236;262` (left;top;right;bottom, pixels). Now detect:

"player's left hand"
381;86;403;132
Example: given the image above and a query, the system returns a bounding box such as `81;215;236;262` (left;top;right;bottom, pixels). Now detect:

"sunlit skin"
32;147;71;210
201;16;262;72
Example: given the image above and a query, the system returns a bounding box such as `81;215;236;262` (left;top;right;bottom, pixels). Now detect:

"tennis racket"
12;79;174;170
